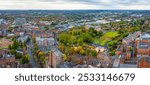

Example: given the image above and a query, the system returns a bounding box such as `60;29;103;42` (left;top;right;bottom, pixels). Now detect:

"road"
27;37;38;68
54;32;58;46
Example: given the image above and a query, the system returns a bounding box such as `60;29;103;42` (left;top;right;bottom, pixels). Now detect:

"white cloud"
0;0;150;10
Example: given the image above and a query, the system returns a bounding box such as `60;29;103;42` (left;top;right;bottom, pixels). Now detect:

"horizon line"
0;9;150;11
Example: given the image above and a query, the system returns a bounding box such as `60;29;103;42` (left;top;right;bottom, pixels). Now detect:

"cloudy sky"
0;0;150;10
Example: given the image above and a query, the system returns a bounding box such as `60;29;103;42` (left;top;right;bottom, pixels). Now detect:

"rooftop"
138;42;150;49
36;37;55;46
113;59;120;68
123;31;141;41
17;35;28;43
3;54;15;59
38;45;53;52
53;49;63;57
119;64;137;68
144;57;150;63
140;33;150;40
0;38;12;49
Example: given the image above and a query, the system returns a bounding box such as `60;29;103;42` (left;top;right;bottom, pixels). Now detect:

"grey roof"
17;35;28;43
3;54;15;59
140;33;150;40
137;55;150;61
58;61;73;68
38;45;62;57
123;31;141;41
53;49;63;57
38;45;54;52
36;37;55;46
119;64;137;68
73;64;88;68
138;42;149;49
145;57;150;63
113;59;120;68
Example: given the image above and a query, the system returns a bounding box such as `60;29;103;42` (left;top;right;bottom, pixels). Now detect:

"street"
27;37;38;68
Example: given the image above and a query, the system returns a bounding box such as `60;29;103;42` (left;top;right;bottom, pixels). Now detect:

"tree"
90;50;97;57
9;49;17;55
38;51;45;58
122;33;129;38
109;50;115;56
97;31;103;37
77;46;83;52
7;27;13;32
19;41;23;48
23;42;27;48
63;54;67;61
118;29;124;34
58;33;76;45
108;41;117;47
33;37;36;44
34;43;38;52
38;51;46;64
12;39;19;49
128;46;133;51
79;49;85;55
26;37;31;43
33;55;38;62
21;55;30;64
77;38;84;46
89;27;95;33
130;26;140;32
78;33;93;43
80;26;87;32
8;45;12;49
44;25;49;30
16;53;22;59
69;36;76;44
69;47;76;55
58;45;65;53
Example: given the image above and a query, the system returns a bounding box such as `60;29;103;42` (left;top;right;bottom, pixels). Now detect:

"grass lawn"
99;31;120;46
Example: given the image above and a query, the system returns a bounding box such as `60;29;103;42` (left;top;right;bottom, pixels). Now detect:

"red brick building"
136;33;150;68
46;49;63;68
135;36;150;56
138;57;150;68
